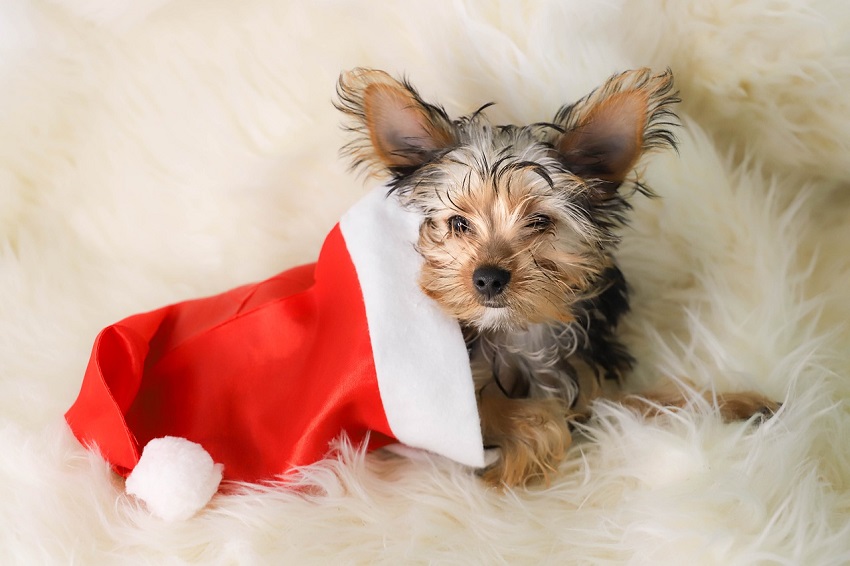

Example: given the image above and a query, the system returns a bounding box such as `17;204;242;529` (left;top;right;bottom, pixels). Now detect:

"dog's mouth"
476;297;508;309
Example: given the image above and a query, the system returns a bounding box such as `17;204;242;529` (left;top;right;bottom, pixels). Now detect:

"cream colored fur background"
2;1;849;563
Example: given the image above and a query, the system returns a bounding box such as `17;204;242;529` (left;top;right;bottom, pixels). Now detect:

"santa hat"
65;186;484;520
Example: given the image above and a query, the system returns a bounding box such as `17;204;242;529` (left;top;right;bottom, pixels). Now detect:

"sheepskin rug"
2;1;850;563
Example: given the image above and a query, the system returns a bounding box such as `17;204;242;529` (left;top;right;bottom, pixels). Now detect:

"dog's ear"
336;68;456;175
553;68;678;190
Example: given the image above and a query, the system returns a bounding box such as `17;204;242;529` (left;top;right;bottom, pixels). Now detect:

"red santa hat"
65;186;484;519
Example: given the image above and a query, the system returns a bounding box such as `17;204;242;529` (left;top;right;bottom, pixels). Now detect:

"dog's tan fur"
337;68;778;487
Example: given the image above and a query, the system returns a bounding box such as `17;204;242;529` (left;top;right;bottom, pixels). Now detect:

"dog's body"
337;68;778;487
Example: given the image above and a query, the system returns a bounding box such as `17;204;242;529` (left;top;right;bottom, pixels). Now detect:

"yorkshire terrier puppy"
336;68;779;487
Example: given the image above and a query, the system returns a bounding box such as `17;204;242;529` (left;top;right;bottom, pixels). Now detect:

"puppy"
336;68;778;487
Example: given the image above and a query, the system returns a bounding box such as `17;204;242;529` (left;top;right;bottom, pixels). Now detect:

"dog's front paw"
716;392;781;423
478;397;572;488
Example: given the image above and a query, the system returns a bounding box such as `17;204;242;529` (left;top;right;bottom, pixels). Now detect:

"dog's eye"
449;215;471;235
527;213;553;231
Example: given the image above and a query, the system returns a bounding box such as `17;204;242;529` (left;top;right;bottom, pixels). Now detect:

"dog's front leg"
477;393;572;488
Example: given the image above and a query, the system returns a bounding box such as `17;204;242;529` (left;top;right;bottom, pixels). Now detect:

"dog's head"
337;68;678;331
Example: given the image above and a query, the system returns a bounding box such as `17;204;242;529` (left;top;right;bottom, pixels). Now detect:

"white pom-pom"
125;436;223;522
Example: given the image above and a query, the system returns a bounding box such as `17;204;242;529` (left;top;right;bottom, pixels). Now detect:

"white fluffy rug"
3;1;850;563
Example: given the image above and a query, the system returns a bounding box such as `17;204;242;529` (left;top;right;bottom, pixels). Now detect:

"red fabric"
65;224;394;483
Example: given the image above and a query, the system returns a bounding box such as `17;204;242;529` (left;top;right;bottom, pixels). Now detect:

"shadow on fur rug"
1;1;849;563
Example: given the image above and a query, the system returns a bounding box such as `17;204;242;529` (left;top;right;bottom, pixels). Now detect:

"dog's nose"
472;266;511;300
